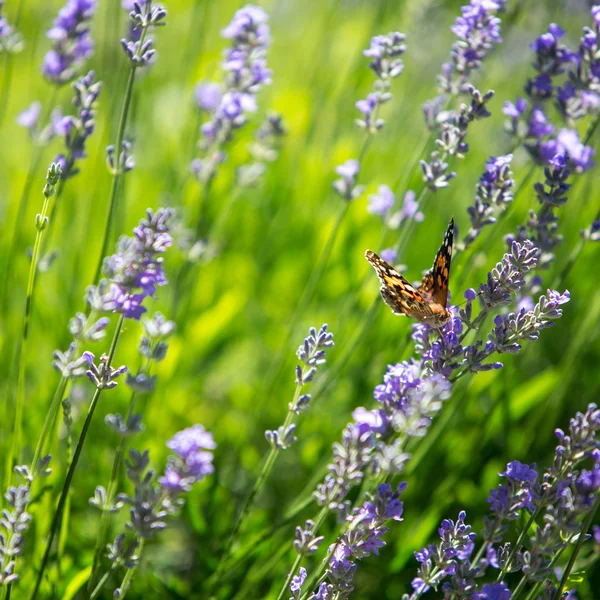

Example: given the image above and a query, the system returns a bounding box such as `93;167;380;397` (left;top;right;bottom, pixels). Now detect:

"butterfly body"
365;218;454;328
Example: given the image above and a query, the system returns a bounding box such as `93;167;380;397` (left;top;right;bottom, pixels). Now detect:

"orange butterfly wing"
417;218;454;308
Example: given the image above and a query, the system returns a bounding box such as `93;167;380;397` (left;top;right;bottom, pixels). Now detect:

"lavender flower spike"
101;208;174;320
0;1;23;55
266;324;334;449
159;424;216;494
52;70;102;179
42;0;97;85
438;0;507;95
191;4;272;183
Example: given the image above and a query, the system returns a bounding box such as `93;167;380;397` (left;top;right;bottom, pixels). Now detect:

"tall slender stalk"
5;164;62;490
555;499;600;600
0;143;46;314
93;23;151;285
30;314;125;600
88;359;150;591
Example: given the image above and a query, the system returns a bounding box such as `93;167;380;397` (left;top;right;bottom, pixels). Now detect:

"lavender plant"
503;7;598;170
419;0;507;200
88;312;176;590
460;154;514;252
0;1;21;55
0;457;51;588
220;325;334;578
408;403;600;600
30;208;174;598
42;0;96;85
191;4;272;187
278;229;571;598
94;0;167;283
91;425;215;598
6;163;61;489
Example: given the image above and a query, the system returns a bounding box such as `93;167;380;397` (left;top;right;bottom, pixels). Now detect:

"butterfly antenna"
453;289;484;308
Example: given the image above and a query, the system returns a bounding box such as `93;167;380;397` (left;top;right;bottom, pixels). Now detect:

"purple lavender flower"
120;1;166;67
16;101;41;132
267;325;334;448
437;0;507;95
412;511;477;594
399;190;424;223
484;461;538;545
51;70;102;179
84;352;127;389
290;567;307;598
192;5;271;183
333;159;364;201
421;87;493;190
101;208;174;319
462;154;514;249
581;219;600;242
380;248;397;264
0;1;21;53
42;0;96;85
475;582;512;600
194;82;222;111
159;424;216;493
367;185;394;216
0;458;51;585
540;128;595;172
502;96;527;137
363;32;406;79
318;484;406;596
524;24;576;104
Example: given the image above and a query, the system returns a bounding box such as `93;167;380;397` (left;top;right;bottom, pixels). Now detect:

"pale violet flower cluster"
102;208;174;320
460;154;514;250
0;0;22;54
42;0;96;85
120;1;167;67
265;324;334;450
96;425;215;596
0;458;51;586
412;240;569;379
53;208;174;387
191;4;272;184
333;32;406;202
409;404;600;598
52;70;102;179
503;8;598;172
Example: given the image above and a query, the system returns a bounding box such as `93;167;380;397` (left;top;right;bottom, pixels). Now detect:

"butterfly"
365;218;454;328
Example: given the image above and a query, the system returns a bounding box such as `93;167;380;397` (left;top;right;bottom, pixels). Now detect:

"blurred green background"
1;0;600;597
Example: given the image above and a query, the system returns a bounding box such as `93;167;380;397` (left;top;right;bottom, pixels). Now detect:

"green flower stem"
90;562;119;600
555;498;600;600
93;27;150;285
0;144;46;313
276;553;304;600
88;359;151;591
520;542;572;600
111;538;145;600
30;314;125;600
296;499;346;600
5;169;59;489
495;509;540;584
219;384;303;574
29;309;98;480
